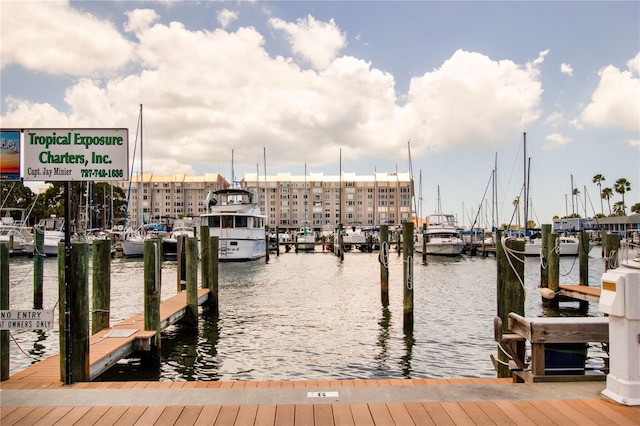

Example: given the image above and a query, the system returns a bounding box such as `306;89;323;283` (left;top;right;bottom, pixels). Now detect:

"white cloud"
0;7;546;176
217;9;238;29
545;132;572;148
560;63;573;76
268;15;347;70
0;1;134;76
401;50;543;152
580;53;640;132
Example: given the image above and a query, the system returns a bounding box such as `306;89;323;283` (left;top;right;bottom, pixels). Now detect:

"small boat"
619;240;640;270
341;224;369;252
24;217;65;256
121;224;166;258
523;234;594;257
0;208;32;255
201;188;266;261
295;226;316;252
162;218;198;258
416;213;466;256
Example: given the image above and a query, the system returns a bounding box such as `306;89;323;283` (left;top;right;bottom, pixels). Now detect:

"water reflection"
7;252;608;381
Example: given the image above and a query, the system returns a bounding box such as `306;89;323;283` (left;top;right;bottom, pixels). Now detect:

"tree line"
0;180;127;230
591;175;638;217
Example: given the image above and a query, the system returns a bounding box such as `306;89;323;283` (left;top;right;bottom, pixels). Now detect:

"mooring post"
604;232;620;272
91;238;111;334
70;241;90;382
547;233;560;308
421;223;427;263
264;225;270;262
200;225;210;290
379;224;389;307
185;236;198;325
1;243;9;381
144;239;161;355
578;231;590;311
177;235;186;292
57;242;66;381
496;231;525;378
208;236;219;313
402;222;414;331
540;224;551;295
276;226;280;256
33;225;44;309
337;224;344;260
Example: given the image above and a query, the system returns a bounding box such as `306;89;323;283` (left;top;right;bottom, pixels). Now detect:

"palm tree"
572;187;580;216
614;178;631;214
631;203;640;214
602;187;613;215
592;174;605;216
613;201;626;216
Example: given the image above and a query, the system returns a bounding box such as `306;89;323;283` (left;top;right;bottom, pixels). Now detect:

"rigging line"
123;110;142;229
0;181;16;208
469;170;494;231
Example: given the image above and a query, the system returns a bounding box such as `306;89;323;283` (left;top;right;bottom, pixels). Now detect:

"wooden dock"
5;288;211;384
3;378;639;425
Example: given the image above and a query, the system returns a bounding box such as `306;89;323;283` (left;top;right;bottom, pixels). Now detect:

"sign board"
0;130;21;181
23;128;128;181
0;309;55;330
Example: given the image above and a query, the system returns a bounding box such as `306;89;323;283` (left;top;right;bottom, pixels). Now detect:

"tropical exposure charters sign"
23;128;129;181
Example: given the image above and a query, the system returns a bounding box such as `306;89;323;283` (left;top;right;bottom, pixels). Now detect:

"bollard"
200;226;210;290
68;242;90;382
379;225;389;307
144;239;161;355
33;226;44;309
1;243;9;381
402;222;414;331
208;236;220;313
91;238;111;334
185;237;199;325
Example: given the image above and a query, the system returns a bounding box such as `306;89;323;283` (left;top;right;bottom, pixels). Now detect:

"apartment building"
241;171;414;232
115;172;229;228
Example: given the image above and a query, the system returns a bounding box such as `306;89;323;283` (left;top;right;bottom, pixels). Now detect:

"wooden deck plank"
386;402;416;425
544;400;597;426
510;400;555;425
133;406;165;425
173;406;204;426
313;404;334;426
404;402;436;426
10;406;53;425
274;404;295;426
235;405;258;425
51;406;92;425
367;403;394;425
441;401;475;425
331;404;354;426
113;407;147;426
348;403;374;426
254;405;277;426
294;404;314;426
93;406;129;426
476;401;517;425
421;402;455;425
588;399;640;424
492;400;536;425
193;406;222;426
32;406;73;425
457;401;496;425
73;405;110;425
214;405;240;426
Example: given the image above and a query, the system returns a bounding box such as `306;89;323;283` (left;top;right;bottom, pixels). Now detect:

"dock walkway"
2;378;639;425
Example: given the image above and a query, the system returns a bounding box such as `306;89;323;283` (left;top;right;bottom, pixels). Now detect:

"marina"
4;247;609;382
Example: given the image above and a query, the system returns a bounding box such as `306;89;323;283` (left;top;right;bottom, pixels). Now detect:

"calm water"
5;248;606;381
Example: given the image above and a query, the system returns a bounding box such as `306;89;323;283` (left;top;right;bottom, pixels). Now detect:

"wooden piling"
579;231;590;286
496;232;525;378
540;224;551;293
91;238;111;334
33;225;44;309
402;222;414;331
265;225;270;262
276;226;280;256
1;243;9;381
379;225;389;307
144;239;161;354
57;242;65;382
176;235;187;292
200;225;210;289
604;232;620;272
421;224;427;263
547;233;560;293
184;237;198;325
208;236;219;313
69;242;90;382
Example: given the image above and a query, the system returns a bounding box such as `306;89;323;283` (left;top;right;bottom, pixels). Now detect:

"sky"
1;0;639;228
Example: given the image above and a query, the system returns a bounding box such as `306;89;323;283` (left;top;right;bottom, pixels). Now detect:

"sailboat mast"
523;132;527;234
138;104;143;227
